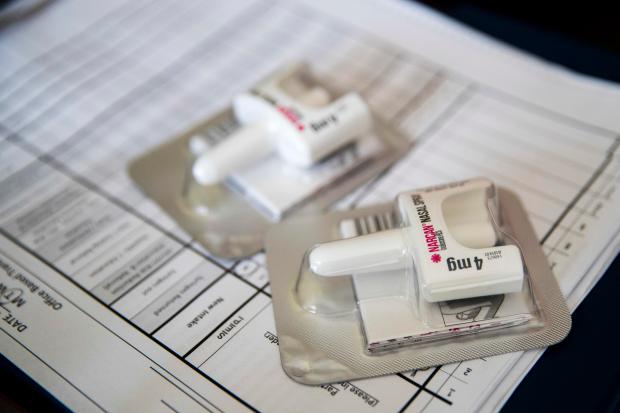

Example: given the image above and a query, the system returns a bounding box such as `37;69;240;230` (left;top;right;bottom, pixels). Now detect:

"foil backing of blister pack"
266;187;571;385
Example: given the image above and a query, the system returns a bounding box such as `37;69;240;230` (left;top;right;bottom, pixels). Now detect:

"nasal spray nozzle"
192;63;373;185
309;178;524;302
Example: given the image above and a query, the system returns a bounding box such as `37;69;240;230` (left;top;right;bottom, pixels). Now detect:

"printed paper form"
1;0;620;412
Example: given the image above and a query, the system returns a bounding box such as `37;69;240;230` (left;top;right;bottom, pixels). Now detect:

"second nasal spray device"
192;64;373;185
128;62;409;258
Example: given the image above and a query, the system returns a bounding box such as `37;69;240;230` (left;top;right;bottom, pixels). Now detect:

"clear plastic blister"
267;178;570;384
129;62;408;258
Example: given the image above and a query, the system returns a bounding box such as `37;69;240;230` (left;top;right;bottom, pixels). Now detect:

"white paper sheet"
1;0;619;412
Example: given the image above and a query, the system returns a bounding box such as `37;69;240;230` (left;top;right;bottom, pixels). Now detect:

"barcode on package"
339;210;399;238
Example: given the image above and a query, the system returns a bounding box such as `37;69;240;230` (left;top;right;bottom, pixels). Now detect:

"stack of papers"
1;0;619;412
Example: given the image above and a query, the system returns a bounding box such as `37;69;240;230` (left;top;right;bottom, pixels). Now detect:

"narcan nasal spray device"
309;178;524;302
265;178;571;384
192;63;373;185
129;62;408;258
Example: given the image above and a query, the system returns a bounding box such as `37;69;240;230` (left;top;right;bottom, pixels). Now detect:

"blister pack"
129;62;407;258
266;178;571;384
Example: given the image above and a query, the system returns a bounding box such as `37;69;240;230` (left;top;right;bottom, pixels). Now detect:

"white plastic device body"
309;178;524;302
192;63;373;185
